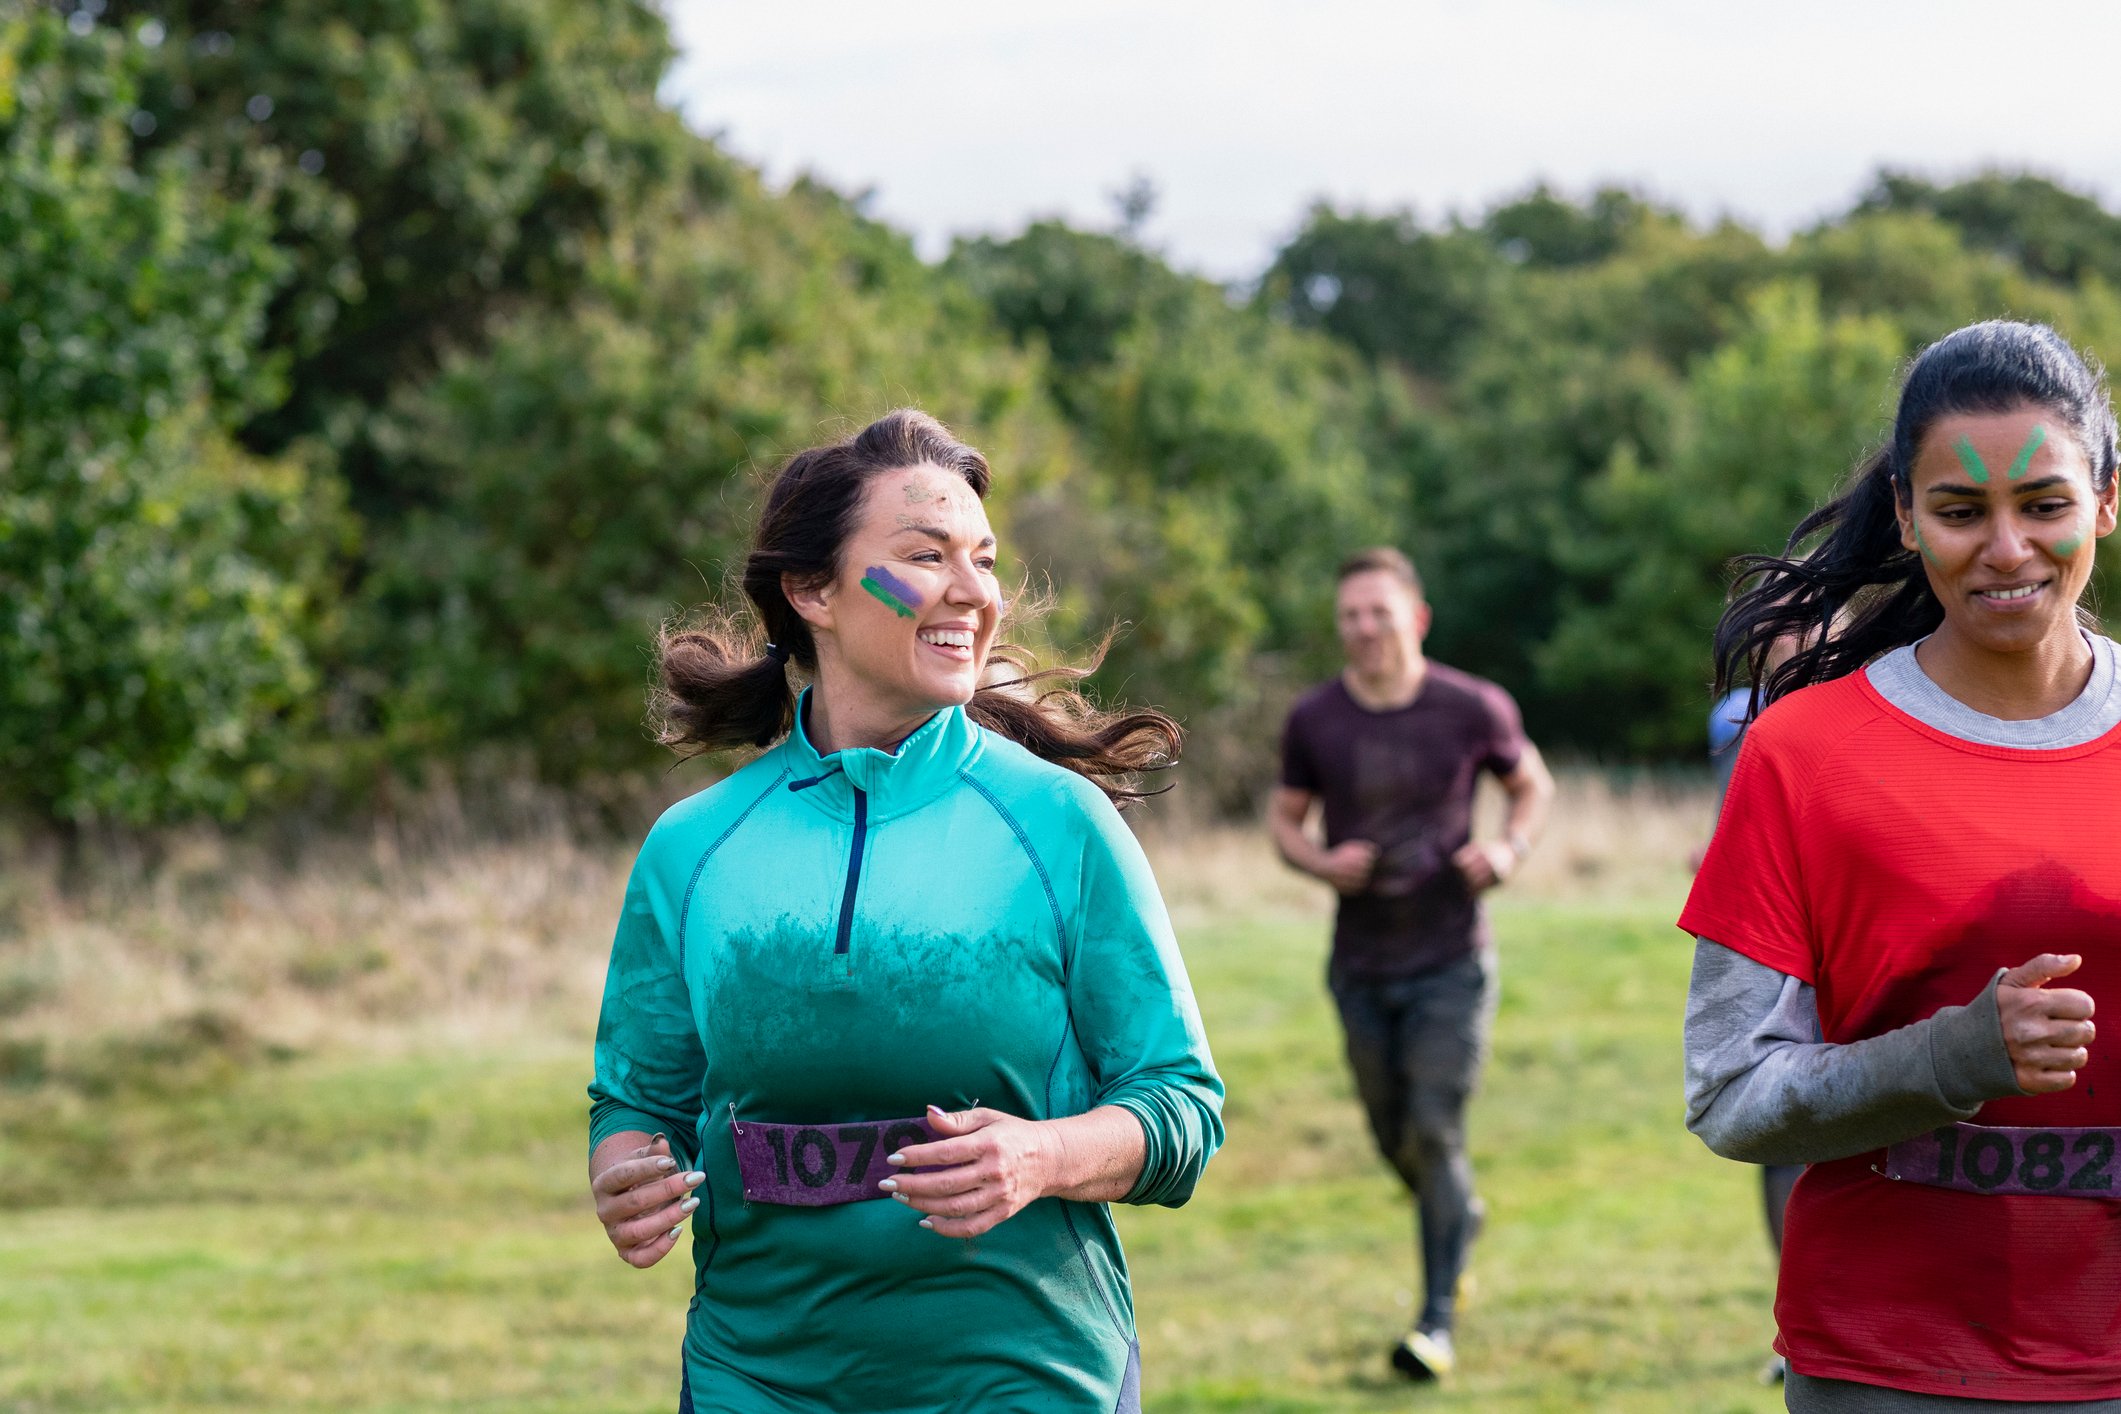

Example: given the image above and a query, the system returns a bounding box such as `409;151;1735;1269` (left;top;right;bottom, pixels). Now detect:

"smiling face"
1897;406;2118;658
790;462;1002;734
1335;569;1430;681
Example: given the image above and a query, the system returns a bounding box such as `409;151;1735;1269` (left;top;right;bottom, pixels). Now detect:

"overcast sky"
662;2;2121;282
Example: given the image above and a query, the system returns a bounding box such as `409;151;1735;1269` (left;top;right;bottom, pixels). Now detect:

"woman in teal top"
586;409;1224;1413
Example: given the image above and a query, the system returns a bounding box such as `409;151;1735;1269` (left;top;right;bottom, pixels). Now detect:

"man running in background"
1269;547;1554;1383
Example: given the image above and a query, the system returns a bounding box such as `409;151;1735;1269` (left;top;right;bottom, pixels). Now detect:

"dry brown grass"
1141;766;1714;926
0;818;634;1076
0;768;1713;1071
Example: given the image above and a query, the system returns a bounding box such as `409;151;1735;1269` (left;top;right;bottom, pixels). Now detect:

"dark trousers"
1331;949;1497;1333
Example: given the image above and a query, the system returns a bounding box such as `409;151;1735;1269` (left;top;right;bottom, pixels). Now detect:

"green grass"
1;892;1783;1412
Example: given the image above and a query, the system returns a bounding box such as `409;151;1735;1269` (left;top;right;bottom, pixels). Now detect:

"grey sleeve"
1684;939;2022;1165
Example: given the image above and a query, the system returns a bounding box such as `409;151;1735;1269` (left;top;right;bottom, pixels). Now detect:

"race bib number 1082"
1884;1122;2119;1198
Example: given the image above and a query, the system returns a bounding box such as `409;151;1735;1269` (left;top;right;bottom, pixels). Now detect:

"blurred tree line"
6;1;2121;827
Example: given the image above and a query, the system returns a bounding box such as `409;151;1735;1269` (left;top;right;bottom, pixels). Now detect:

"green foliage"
1480;182;1682;269
356;177;1068;780
949;225;1404;799
1258;205;1505;378
108;0;707;463
1537;283;1903;752
1861;169;2121;289
15;1;2121;824
0;11;335;824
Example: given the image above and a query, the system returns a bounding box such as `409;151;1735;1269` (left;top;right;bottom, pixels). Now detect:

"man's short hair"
1336;547;1423;598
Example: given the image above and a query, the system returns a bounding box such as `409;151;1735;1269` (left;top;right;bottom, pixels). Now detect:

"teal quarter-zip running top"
588;695;1224;1413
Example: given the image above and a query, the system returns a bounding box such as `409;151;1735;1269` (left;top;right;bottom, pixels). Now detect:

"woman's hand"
879;1106;1058;1238
1998;953;2097;1094
589;1132;705;1268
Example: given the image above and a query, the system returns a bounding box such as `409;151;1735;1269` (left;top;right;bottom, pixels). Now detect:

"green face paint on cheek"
1912;516;1941;565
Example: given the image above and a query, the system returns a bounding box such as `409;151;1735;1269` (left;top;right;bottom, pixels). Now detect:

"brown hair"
1336;546;1423;597
652;409;1181;805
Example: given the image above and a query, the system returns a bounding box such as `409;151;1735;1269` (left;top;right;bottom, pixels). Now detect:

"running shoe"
1391;1326;1455;1382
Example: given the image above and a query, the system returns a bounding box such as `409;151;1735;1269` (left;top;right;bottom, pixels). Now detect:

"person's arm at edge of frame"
1454;741;1555;892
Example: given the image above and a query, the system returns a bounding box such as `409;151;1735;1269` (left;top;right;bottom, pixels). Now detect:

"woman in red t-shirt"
1683;320;2121;1411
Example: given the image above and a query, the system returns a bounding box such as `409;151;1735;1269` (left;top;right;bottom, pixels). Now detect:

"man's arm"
1268;786;1377;894
1454;741;1555;891
1498;741;1553;859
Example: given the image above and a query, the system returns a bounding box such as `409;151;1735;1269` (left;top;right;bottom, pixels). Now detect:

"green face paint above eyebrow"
2007;423;2048;480
1954;435;1991;485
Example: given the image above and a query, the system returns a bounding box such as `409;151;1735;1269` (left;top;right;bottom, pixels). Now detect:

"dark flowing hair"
652;409;1182;805
1715;320;2120;706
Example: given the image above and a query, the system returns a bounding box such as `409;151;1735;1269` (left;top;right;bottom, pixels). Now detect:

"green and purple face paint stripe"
860;565;921;618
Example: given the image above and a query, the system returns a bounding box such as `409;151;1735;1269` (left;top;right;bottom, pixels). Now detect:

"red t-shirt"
1680;671;2121;1400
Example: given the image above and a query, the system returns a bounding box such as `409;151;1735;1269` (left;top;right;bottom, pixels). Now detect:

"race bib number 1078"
730;1115;940;1207
1884;1122;2119;1198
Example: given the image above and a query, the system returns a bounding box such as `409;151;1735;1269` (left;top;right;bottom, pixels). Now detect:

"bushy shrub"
0;13;337;824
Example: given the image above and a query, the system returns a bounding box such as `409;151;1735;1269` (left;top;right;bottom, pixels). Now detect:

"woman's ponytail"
653;619;797;752
1714;447;1941;705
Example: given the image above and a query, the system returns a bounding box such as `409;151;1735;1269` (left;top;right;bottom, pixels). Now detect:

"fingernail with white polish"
684;1172;706;1186
886;1153;905;1166
892;1193;909;1204
680;1197;699;1213
878;1178;898;1192
656;1157;677;1171
919;1218;934;1229
669;1224;686;1240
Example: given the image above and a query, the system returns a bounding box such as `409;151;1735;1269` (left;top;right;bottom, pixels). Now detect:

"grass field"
1;785;1786;1413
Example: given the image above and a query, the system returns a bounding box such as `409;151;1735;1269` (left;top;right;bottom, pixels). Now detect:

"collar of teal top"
780;687;984;821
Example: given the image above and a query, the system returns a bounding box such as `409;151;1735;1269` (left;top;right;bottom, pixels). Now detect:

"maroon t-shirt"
1279;664;1527;978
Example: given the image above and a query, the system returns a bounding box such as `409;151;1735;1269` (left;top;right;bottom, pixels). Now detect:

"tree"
1480;182;1679;269
354;176;1070;783
1537;281;1903;752
105;0;707;496
0;10;337;824
1860;170;2121;290
1257;204;1506;378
